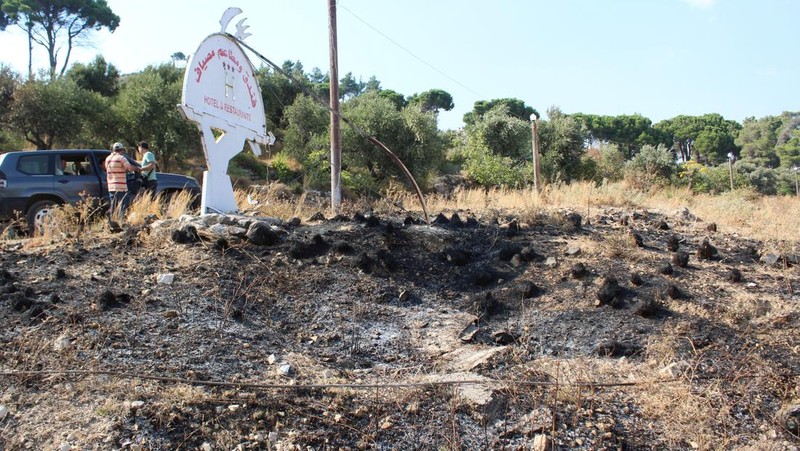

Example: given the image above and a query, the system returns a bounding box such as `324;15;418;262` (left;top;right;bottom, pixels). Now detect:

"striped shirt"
105;152;135;192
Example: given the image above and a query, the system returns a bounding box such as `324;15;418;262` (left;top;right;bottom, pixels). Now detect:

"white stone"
267;354;277;364
200;442;213;451
268;432;278;444
532;434;551;451
208;223;229;236
278;363;293;376
58;443;70;451
53;335;71;352
0;405;8;420
130;401;145;409
659;362;678;378
157;273;175;284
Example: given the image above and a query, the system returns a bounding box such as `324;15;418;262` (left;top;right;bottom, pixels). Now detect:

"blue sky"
0;0;797;130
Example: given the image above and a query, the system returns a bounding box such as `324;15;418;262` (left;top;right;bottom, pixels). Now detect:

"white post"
727;152;735;191
530;113;541;192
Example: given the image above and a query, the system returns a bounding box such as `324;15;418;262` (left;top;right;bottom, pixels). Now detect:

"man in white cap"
105;142;141;229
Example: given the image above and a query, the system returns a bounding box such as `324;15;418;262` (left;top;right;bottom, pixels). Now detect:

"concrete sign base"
201;170;237;214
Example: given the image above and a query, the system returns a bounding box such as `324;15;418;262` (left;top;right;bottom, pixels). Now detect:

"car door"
53;152;103;205
8;152;54;206
93;151;111;196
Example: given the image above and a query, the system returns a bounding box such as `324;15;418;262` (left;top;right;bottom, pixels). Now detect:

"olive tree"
113;65;199;171
6;77;103;149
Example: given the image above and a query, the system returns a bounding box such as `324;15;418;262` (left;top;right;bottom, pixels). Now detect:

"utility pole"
328;0;342;213
727;152;735;191
530;113;541;192
794;166;799;197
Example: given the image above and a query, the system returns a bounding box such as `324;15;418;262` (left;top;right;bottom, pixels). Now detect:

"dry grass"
408;181;799;245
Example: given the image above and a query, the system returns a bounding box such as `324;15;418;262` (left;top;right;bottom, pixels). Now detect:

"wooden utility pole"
328;0;342;213
530;114;541;192
727;152;735;191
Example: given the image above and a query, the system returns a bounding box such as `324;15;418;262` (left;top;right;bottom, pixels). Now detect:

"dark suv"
0;149;201;232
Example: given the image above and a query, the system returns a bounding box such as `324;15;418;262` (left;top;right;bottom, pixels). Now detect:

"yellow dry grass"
404;181;798;245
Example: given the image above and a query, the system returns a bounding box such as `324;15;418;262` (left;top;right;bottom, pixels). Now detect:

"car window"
17;154;51;175
95;151;111;173
58;153;94;176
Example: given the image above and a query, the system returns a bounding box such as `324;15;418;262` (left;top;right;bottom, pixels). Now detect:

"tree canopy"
463;98;538;126
65;54;119;96
407;89;454;113
1;0;120;80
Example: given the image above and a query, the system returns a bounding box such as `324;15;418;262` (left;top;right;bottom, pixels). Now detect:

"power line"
337;3;486;100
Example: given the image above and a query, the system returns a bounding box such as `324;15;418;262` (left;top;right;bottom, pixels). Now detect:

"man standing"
138;141;158;195
106;142;140;229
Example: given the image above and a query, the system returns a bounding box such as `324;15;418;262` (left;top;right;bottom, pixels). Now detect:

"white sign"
179;8;274;214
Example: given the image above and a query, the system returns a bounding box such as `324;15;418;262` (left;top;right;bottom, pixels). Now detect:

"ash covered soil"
0;206;799;450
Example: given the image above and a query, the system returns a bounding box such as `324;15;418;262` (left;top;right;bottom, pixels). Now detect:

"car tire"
26;200;57;235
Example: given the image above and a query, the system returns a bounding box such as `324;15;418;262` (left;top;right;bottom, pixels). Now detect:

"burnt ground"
0;206;799;450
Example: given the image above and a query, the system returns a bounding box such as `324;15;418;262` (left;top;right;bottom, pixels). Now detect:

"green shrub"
270;153;297;184
624;144;675;190
463;145;526;188
341;168;382;197
230;152;269;180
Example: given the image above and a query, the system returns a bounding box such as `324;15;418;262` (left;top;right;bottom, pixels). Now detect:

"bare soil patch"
1;205;798;450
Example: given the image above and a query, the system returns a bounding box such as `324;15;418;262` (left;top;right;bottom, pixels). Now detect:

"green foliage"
463;144;526;187
1;0;120;80
113;64;199;171
595;143;626;182
681;163;739;194
655;113;741;163
776;167;799;195
255;61;316;134
735;115;782;167
775;128;800;169
0;64;18;114
537;107;584;182
735;161;780;195
576;155;598;183
6;77;104;149
463;98;537;126
571;113;659;158
339;72;363;99
230;152;269;180
270;152;297;184
363;76;380;92
282;94;329;163
377;89;406;110
66;55;119;96
465;104;530;160
407;89;454;113
623;144;675;189
341;91;443;183
0;64;23;148
301;149;330;190
341;167;381;196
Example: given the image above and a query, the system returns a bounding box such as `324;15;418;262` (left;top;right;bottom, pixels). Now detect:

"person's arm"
123;159;142;173
141;153;156;172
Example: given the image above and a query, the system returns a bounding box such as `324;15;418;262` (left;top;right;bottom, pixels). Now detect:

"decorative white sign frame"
179;8;275;214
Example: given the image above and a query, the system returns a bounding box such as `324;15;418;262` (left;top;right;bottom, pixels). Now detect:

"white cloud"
681;0;716;9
